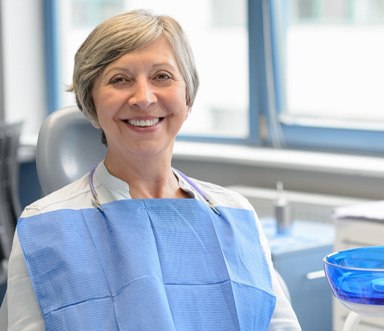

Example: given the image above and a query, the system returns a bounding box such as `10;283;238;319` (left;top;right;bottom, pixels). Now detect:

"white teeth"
128;118;160;127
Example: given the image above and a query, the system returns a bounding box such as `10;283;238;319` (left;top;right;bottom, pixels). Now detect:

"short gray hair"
69;9;199;126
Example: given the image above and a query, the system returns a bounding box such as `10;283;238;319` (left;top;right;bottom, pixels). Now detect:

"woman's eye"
109;76;130;85
154;72;172;81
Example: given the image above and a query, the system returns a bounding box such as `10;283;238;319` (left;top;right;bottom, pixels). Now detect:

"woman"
0;10;301;330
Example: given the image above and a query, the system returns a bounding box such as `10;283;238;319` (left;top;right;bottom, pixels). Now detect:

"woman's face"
92;38;189;163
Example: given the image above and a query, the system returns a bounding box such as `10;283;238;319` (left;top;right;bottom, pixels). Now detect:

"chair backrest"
36;106;106;195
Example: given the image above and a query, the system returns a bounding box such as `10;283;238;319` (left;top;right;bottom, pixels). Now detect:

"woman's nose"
128;79;157;109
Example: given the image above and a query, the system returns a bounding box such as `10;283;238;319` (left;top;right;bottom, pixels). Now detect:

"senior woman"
0;10;301;331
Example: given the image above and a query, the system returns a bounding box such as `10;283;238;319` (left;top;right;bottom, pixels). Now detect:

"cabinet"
261;219;334;331
333;204;384;331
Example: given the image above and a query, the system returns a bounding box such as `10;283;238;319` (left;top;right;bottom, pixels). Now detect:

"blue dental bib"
18;198;276;330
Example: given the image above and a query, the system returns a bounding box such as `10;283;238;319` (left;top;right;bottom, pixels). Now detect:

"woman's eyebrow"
102;61;178;77
101;66;130;77
151;62;179;70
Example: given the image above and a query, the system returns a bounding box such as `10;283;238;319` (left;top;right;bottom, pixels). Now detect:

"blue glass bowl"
324;246;384;316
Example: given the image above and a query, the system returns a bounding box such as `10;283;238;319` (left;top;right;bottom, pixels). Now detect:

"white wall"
2;0;46;135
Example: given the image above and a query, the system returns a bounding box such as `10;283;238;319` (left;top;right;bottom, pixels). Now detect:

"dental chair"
36;106;292;303
36;106;106;194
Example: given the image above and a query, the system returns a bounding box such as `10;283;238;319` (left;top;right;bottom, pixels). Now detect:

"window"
56;0;249;140
269;0;384;153
48;0;384;154
285;0;384;124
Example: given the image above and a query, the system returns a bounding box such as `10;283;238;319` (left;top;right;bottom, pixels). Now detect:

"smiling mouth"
127;118;163;127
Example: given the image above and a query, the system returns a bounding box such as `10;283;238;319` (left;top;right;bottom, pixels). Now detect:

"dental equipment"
324;246;384;331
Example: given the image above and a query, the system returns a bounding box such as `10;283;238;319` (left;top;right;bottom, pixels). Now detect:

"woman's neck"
103;154;187;199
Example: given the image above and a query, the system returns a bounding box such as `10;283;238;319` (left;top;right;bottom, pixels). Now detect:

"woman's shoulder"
21;174;94;218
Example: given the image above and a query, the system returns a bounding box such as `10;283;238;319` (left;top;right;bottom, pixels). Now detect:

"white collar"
91;161;199;203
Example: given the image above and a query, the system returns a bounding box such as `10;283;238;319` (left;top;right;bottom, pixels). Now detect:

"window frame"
43;0;61;113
